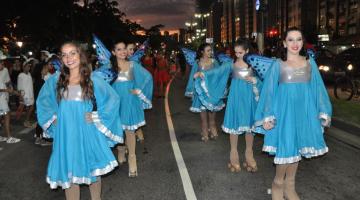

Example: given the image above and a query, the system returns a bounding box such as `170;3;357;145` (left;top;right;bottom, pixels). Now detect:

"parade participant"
0;51;21;144
255;27;332;200
33;50;52;145
17;60;35;128
142;50;155;76
195;39;261;172
10;59;21;88
36;41;123;200
185;43;222;142
126;42;135;56
154;42;170;97
110;40;153;177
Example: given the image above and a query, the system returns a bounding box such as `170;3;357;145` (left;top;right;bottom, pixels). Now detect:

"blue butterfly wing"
216;53;233;64
129;49;145;62
93;65;116;84
181;48;197;67
307;49;316;59
51;58;62;72
244;54;275;80
93;34;111;67
129;39;149;62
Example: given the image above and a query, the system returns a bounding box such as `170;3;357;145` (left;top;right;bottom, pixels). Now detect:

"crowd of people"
0;26;332;200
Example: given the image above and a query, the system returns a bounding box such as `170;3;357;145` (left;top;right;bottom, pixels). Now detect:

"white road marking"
164;78;197;200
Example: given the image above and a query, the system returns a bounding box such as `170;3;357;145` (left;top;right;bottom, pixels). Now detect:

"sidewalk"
330;117;360;149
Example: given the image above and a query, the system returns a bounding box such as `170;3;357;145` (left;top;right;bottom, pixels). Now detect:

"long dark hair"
57;41;94;102
280;27;308;61
233;38;252;62
196;43;212;60
110;40;128;74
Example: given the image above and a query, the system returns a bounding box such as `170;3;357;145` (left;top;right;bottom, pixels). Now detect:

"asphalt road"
0;77;359;200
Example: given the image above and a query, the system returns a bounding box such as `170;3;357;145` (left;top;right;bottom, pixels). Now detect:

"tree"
0;0;145;53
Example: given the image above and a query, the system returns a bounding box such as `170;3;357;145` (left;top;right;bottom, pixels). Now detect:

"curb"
332;117;360;137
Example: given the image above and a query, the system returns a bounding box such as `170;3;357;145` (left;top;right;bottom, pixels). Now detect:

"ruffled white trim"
137;90;152;109
319;112;331;127
190;104;225;113
193;79;226;112
42;115;57;138
300;146;329;158
200;79;210;97
91;160;118;176
91;112;124;143
262;145;277;153
274;156;302;164
190;106;206;113
185;91;193;97
122;120;145;131
263;145;329;164
222;125;253;135
252;85;259;102
47;160;118;189
254;115;276;127
222;88;229;99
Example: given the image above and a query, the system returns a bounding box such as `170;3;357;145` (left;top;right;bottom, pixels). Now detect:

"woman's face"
202;46;212;58
283;30;303;55
61;44;80;70
126;44;135;57
234;46;248;60
112;42;128;60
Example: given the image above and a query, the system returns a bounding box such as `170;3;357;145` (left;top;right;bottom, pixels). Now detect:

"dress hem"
91;112;124;143
47;160;118;189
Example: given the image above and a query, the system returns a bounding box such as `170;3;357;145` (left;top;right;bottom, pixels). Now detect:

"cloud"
118;0;196;29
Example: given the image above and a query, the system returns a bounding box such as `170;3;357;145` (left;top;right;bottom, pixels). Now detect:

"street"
0;78;360;200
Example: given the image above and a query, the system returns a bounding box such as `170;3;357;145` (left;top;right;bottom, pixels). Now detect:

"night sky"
118;0;196;30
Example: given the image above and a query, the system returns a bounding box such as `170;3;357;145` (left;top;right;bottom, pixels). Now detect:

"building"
317;0;360;44
216;0;257;46
179;28;186;45
206;0;359;47
208;1;223;44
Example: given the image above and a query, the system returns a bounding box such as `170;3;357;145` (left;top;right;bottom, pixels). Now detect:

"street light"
16;41;23;48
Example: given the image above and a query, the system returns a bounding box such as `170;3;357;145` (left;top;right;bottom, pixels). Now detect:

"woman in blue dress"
36;41;124;200
255;27;332;200
110;40;153;177
186;43;223;142
196;39;261;172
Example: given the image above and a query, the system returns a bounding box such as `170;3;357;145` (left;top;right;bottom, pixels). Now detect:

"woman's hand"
263;121;274;130
321;118;331;127
6;88;14;93
245;76;256;84
85;112;93;123
130;89;141;95
193;72;204;79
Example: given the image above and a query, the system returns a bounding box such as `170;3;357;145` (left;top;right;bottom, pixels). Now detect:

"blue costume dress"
255;58;332;164
196;62;262;134
36;73;124;189
111;61;153;131
185;59;224;112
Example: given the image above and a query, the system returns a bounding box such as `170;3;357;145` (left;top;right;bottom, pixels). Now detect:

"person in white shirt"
17;61;35;127
0;53;20;144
